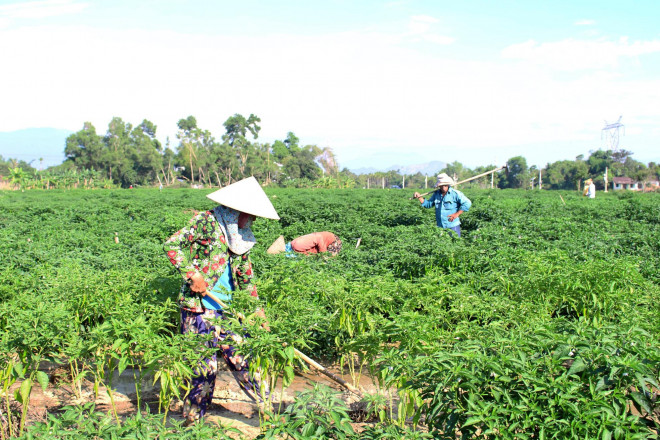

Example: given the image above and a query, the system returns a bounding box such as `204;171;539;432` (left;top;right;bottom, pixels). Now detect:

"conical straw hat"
267;235;286;254
206;176;280;220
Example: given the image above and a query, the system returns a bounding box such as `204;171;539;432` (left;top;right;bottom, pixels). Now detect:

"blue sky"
1;0;659;170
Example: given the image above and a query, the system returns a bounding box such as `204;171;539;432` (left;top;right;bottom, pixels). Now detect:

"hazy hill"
0;128;71;168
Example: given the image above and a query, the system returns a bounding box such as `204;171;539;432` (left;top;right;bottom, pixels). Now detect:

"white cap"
436;173;455;186
206;176;280;220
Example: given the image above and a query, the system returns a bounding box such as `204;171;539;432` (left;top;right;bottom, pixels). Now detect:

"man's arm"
448;192;472;222
457;192;472;212
413;191;436;208
448;210;464;222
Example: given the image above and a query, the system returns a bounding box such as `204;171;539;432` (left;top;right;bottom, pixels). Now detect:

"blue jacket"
421;187;472;228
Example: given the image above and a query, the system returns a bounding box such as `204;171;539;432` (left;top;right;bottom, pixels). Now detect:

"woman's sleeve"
163;211;205;283
233;252;259;298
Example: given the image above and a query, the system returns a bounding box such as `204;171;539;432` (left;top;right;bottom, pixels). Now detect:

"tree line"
1;113;658;190
59;114;338;188
344;152;659;191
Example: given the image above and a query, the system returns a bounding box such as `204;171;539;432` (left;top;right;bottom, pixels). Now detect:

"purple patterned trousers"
180;309;267;422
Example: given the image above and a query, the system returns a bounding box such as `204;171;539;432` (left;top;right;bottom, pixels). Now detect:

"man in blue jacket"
413;173;472;237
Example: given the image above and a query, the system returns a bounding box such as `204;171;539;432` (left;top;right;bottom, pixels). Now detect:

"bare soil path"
6;362;382;439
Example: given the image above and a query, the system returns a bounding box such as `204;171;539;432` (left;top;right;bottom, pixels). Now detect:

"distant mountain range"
0;128;72;168
350;160;446;176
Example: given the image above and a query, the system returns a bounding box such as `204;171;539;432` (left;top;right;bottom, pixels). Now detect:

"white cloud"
406;15;454;45
410;15;438;23
424;34;455;45
502;37;660;71
408;15;438;34
574;19;595;26
0;25;658;168
0;0;88;20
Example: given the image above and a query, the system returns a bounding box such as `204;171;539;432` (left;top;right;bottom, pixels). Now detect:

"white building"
612;176;640;191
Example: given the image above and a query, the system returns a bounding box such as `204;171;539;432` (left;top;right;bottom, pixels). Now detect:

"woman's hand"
188;272;207;293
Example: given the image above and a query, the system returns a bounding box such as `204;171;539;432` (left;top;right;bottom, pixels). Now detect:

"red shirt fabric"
291;231;337;254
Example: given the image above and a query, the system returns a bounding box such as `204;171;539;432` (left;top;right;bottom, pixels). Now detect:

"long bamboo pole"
409;164;507;200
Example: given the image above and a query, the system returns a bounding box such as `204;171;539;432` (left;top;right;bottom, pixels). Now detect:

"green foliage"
397;322;658;439
501;155;529;189
545;159;589;190
63;119;162;188
19;403;241;439
0;188;658;437
259;384;355;439
7;119;660;192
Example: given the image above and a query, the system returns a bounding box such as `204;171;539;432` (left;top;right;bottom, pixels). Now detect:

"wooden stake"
559;195;566;206
292;348;363;397
355;238;361;249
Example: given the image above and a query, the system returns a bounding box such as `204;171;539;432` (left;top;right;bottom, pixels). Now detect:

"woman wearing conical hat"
163;176;279;424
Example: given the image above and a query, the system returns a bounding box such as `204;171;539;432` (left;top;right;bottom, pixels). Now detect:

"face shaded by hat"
206;177;279;255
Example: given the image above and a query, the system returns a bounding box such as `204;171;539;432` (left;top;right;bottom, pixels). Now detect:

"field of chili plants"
0;187;658;439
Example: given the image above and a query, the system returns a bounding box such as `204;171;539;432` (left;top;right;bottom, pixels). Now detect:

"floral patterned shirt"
164;210;258;312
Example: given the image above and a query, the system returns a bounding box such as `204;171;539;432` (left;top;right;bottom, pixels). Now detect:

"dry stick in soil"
201;290;364;398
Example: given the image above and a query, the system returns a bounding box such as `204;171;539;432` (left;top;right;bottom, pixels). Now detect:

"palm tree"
9;167;26;189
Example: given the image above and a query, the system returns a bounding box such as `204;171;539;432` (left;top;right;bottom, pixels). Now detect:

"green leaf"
13;361;25;378
602;429;611;440
630;391;652;415
329;410;342;426
282;366;294;387
16;378;32;404
462;416;482;428
36;371;49;392
567;358;587;375
118;356;128;376
284;345;295;361
301;423;315;437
